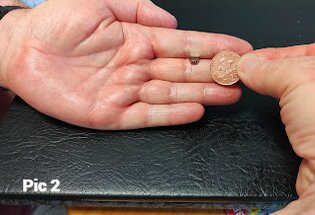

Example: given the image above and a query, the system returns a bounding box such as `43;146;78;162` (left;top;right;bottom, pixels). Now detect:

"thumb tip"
142;0;178;28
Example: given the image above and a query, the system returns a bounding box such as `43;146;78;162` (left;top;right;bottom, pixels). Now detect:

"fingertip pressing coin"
210;50;241;86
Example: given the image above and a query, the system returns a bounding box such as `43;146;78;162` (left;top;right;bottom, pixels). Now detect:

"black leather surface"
0;0;311;207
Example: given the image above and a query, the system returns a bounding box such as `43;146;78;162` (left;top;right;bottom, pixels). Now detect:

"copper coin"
210;51;240;86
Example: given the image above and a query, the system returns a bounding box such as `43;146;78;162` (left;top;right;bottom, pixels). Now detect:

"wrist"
0;5;28;89
0;0;26;7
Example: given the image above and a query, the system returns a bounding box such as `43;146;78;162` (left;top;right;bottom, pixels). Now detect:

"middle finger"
149;58;214;83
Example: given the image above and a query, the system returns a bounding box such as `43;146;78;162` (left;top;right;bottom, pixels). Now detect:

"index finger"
249;43;315;60
148;27;253;58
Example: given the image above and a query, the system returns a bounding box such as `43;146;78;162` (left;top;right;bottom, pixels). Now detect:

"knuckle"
267;57;315;98
182;30;192;56
169;84;178;103
202;84;210;103
140;80;170;103
284;57;315;85
168;104;174;126
143;103;151;127
115;66;149;84
182;60;191;82
293;141;315;160
142;80;160;93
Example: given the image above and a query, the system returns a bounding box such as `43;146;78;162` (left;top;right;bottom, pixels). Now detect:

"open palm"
4;0;252;129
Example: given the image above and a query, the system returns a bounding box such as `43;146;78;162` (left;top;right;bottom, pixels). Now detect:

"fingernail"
238;54;267;77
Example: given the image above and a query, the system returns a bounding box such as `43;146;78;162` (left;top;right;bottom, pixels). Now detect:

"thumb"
137;0;178;28
238;53;315;198
106;0;177;28
238;53;315;160
237;54;315;99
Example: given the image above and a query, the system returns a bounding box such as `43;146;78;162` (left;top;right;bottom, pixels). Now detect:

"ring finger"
139;80;242;105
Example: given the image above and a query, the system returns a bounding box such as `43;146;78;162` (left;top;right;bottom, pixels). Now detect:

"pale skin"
0;0;252;129
0;0;314;214
238;46;315;214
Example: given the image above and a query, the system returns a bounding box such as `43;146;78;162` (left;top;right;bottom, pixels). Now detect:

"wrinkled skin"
238;45;315;214
2;0;315;213
0;0;252;130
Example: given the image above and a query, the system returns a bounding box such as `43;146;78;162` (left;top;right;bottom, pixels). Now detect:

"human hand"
0;0;26;118
0;0;252;129
238;44;315;214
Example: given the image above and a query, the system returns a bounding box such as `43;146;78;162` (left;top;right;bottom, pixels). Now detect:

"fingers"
238;54;315;162
149;58;213;83
116;102;204;129
139;80;242;105
300;181;315;199
271;201;299;215
272;191;315;215
136;0;177;28
105;0;177;28
148;28;253;58
237;55;315;98
250;43;315;60
296;159;315;196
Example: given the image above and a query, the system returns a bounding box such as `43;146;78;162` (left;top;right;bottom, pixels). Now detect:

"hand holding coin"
237;44;315;215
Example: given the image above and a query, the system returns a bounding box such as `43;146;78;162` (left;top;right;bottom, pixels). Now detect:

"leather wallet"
1;0;310;209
